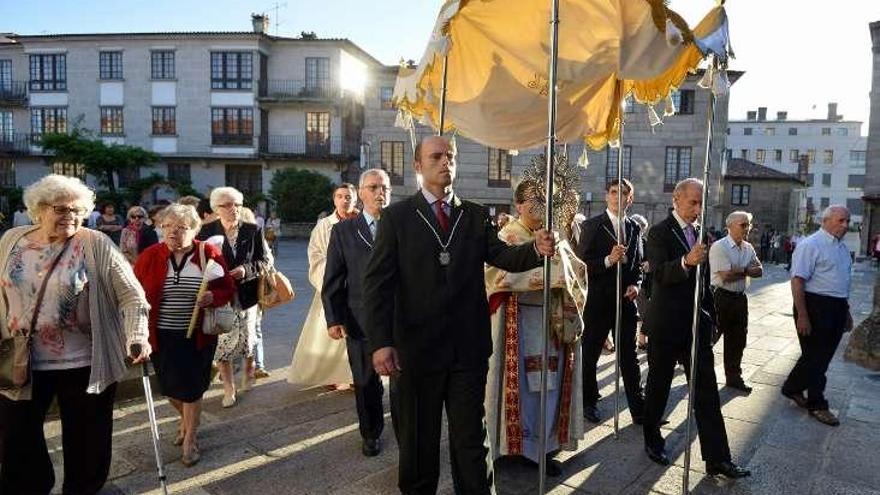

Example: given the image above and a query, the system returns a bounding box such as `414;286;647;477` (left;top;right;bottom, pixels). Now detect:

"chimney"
827;102;839;121
757;107;767;121
251;14;268;34
777;111;787;121
746;110;757;121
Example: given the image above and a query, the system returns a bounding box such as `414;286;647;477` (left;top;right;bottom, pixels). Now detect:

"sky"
3;0;879;133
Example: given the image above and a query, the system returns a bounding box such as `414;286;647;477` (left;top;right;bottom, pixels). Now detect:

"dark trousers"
714;289;749;382
346;337;384;440
782;293;848;411
0;367;117;495
390;366;493;495
581;300;644;417
643;336;731;464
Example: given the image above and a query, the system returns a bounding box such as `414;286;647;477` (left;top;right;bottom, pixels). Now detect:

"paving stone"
823;421;880;489
809;476;880;495
728;444;819;495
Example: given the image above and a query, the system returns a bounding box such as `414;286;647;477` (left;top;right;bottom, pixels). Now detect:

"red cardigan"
134;240;236;352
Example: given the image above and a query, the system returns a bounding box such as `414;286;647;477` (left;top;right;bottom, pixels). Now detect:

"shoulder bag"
197;242;236;336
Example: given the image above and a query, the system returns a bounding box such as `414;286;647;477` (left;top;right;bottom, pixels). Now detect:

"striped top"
157;252;202;335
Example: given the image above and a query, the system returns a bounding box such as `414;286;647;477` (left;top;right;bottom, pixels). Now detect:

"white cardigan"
0;226;150;400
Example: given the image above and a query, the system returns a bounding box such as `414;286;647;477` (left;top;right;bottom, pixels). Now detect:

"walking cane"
681;59;718;495
131;344;169;495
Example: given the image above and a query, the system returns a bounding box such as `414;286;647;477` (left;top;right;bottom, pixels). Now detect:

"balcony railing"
259;135;348;158
257;80;340;100
0;81;27;103
0;133;33;154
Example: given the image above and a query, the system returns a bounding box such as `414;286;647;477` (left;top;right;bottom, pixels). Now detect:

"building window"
380;141;405;185
99;51;123;80
806;174;815;187
806;149;815;165
0;60;10;87
118;166;140;188
664;146;691;191
211;107;254;145
774;149;782;162
53;162;85;180
788;127;798;136
624;96;635;113
848;174;865;189
731;184;750;206
790;149;799;163
0;159;14;187
605;145;632;184
210;52;253;90
31;107;68;136
764;127;775;136
151;107;176;135
822;173;831;187
305;57;330;94
29;54;66;91
488;147;513;188
820;197;830;209
740;149;749;160
305;111;330;153
823;150;833;164
0;111;12;141
836;127;848;136
671;89;694;115
379;87;394;110
151;51;175;80
167;163;191;183
100;107;124;136
743;127;752;136
821;127;831;136
846;198;863;216
225;164;261;195
725;148;732;160
850;150;866;165
755;149;765;164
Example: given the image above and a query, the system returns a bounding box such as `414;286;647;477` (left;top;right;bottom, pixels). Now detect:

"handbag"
0;237;72;389
258;267;295;310
197;242;236;336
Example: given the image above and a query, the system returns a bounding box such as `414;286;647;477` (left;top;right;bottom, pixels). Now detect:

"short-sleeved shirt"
790;228;852;298
709;235;759;292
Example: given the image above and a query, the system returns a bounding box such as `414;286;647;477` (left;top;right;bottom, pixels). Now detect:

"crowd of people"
0;135;857;494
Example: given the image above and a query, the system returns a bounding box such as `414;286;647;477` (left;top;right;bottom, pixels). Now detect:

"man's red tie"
435;200;450;232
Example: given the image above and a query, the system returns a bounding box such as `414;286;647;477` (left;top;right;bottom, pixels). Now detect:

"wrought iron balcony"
257;80;340;101
0;81;27;104
259;135;348;158
0;133;33;154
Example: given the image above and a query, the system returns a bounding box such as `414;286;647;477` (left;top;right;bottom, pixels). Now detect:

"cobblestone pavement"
42;239;878;494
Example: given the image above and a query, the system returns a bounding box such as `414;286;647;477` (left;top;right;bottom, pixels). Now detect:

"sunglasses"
129;214;145;219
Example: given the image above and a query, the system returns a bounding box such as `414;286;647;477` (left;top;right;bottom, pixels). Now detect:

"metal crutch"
131;344;168;495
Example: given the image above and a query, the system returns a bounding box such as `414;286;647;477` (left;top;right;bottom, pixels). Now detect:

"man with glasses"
708;211;763;394
322;169;391;457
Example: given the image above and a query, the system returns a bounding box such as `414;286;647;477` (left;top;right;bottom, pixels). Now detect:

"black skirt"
152;329;216;403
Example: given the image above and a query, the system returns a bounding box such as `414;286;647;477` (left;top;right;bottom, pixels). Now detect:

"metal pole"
538;1;560;493
438;55;449;136
682;60;717;495
613;90;626;439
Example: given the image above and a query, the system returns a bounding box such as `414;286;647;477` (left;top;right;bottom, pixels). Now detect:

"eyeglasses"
217;203;243;209
162;225;191;233
738;222;752;228
51;205;88;216
362;184;391;193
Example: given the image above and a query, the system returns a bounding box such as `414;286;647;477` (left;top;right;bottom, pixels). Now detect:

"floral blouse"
1;235;92;370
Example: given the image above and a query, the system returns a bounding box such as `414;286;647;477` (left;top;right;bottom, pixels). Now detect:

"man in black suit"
641;178;750;479
363;136;556;495
322;168;392;457
578;178;644;424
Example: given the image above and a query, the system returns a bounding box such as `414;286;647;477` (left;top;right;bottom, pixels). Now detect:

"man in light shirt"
709;211;763;394
782;205;853;426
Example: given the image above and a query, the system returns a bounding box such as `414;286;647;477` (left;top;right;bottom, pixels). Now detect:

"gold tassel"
664;94;676;117
577;146;590;169
697;67;713;89
713;70;730;96
647;105;663;127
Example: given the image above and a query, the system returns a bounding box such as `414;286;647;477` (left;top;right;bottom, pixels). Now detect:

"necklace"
416;209;463;266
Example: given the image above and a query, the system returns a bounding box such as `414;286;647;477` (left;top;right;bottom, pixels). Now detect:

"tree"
40;129;159;193
269;168;334;222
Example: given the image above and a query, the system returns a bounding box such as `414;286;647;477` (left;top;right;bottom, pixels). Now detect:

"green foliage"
39;130;159;193
269;168;333;222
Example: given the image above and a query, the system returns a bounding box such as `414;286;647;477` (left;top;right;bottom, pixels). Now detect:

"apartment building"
0;15;380;206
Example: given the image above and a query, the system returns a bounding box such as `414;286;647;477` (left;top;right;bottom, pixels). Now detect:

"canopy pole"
682;59;717;495
613;90;626;439
538;0;560;493
438;55;449;136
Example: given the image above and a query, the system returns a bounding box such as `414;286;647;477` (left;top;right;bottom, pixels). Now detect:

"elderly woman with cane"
0;174;151;494
135;203;235;466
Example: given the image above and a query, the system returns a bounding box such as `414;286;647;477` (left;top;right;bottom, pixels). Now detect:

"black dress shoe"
362;438;381;457
706;460;751;478
583;405;600;423
726;380;753;394
545;457;563;477
781;389;808;408
644;445;670;466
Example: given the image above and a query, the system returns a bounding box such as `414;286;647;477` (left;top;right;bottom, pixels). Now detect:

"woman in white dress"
288;184;358;389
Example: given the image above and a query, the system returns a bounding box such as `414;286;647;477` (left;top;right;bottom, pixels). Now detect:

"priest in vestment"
485;180;586;475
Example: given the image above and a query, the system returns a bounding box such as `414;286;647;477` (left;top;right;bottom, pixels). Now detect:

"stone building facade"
864;20;880;254
720;158;806;236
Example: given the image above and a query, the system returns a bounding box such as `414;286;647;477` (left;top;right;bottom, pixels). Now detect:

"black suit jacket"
578;211;642;316
362;192;543;372
198;220;268;310
322;214;374;340
645;214;714;347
